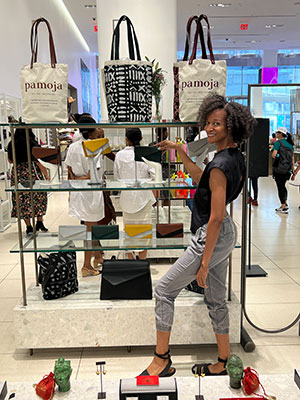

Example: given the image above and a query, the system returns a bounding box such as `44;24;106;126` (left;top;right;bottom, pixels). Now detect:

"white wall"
0;0;98;119
97;0;177;120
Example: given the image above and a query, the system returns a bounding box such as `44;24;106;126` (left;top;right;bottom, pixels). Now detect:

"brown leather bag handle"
198;14;215;64
30;17;57;68
183;16;207;62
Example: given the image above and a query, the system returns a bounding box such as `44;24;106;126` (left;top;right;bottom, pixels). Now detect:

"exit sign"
240;23;248;30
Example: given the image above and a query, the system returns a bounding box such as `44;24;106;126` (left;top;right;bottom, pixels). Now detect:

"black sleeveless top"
191;147;245;234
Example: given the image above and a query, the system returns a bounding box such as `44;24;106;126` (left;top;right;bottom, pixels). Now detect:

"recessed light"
84;4;96;8
203;25;215;29
209;3;231;7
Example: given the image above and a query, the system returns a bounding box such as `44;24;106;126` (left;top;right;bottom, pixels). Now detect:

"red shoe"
247;197;253;205
251;200;258;206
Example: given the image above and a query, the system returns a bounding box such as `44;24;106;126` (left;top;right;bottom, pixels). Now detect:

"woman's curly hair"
197;94;256;144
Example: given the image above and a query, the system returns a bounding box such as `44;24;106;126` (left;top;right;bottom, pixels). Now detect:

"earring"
194;366;199;378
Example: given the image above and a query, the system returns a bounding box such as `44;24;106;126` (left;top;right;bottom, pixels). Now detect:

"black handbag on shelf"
100;257;152;300
38;251;78;300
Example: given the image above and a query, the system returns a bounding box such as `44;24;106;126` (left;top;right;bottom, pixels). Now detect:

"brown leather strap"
184;16;207;63
30;17;57;68
199;14;215;64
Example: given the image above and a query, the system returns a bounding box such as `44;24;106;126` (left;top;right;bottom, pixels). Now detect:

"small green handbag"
91;225;119;240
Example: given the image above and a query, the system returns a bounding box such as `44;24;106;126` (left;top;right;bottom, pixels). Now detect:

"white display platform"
6;375;300;400
13;280;241;349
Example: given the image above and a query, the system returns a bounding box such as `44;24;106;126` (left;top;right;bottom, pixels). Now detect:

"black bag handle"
30;17;57;68
110;15;141;61
183;16;207;62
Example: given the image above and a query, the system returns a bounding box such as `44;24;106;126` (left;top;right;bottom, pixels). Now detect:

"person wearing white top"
65;116;106;277
114;128;156;259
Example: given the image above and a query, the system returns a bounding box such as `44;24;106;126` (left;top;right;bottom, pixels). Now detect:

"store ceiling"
63;0;300;53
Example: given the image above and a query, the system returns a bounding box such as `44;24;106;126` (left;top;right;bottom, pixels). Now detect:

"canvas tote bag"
178;14;227;122
103;15;152;122
173;15;207;121
20;17;68;123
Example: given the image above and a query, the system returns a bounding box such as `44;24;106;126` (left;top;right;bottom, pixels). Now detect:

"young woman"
114;128;156;260
7;128;48;235
65;115;108;277
272;127;294;214
139;94;255;377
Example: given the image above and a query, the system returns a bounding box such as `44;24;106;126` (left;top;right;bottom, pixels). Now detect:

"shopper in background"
114;128;156;260
248;176;259;206
7;128;48;236
139;94;255;377
149;127;175;207
65;115;112;277
272;127;294;214
292;161;300;210
270;133;277;147
71;113;93;143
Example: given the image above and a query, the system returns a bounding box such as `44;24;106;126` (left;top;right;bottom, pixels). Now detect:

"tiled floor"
0;176;299;385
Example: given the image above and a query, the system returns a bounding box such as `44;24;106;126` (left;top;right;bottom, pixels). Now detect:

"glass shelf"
10;231;241;253
6;121;198;129
6;180;197;192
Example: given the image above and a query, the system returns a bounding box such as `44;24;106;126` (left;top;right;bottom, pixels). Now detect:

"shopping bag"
178;14;227;122
173;15;207;121
103;15;152;122
20;17;68;123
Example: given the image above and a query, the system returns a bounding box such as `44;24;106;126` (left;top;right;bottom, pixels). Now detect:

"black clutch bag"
134;146;162;163
100;258;152;300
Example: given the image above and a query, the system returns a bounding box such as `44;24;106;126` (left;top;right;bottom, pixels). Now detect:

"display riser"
13;281;241;349
4;375;300;400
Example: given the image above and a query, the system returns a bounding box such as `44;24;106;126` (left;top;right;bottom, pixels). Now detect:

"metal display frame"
241;84;300;338
6;120;252;351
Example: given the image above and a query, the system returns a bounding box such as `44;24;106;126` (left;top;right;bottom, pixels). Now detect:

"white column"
96;0;177;120
262;49;278;68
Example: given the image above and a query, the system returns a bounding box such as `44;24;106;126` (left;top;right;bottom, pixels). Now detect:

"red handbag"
242;367;276;399
35;372;55;400
242;367;260;395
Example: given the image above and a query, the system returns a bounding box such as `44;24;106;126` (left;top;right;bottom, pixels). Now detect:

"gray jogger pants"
154;215;237;335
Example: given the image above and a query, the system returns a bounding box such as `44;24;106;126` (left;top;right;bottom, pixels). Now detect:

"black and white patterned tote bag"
38;251;78;300
103;15;152;122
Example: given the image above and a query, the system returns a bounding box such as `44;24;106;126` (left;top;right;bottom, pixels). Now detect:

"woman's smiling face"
205;109;229;146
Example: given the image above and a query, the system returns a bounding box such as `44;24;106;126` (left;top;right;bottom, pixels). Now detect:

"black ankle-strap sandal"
192;356;228;376
139;350;176;377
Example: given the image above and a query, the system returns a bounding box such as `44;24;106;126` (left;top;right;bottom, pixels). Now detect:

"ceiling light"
266;24;284;28
294;1;300;4
203;25;214;29
84;4;96;8
209;3;231;7
55;0;90;52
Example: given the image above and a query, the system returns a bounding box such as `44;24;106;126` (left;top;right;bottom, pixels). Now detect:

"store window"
80;59;92;115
